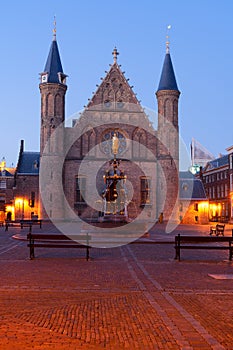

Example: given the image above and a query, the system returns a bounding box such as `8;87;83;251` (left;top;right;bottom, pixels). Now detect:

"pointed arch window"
173;99;178;126
75;176;86;204
140;176;151;206
54;93;61;116
81;127;96;157
46;93;54;116
132;128;147;158
164;99;172;123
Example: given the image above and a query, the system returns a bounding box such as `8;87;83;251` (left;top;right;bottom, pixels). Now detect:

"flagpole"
191;138;194;166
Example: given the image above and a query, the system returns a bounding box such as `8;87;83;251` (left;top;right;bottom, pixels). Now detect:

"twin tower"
39;33;180;223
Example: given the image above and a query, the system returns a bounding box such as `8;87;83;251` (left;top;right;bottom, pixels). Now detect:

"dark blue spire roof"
44;39;64;83
157;53;179;91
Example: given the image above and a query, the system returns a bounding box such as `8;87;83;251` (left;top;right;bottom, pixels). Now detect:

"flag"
191;138;215;167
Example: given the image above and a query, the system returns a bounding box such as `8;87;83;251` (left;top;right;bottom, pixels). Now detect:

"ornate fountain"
100;133;128;223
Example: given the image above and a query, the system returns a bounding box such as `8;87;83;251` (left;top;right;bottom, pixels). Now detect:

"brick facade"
39;54;180;223
201;156;230;222
9;41;181;224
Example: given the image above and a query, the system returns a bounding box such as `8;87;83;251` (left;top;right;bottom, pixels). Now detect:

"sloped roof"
157;53;179;91
17;152;40;175
43;39;64;83
179;172;207;200
203;154;228;171
0;169;14;177
179;171;195;179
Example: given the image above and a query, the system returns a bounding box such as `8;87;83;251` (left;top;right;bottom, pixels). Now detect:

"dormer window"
58;72;67;84
33;160;39;169
182;183;188;191
41;73;48;83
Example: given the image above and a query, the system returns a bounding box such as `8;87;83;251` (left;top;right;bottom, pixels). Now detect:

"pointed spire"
42;39;65;83
41;22;67;85
157;26;178;91
40;18;67;84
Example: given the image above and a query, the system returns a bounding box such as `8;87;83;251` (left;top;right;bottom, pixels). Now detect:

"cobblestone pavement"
0;223;233;349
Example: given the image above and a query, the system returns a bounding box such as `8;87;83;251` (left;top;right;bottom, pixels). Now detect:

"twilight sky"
0;0;233;167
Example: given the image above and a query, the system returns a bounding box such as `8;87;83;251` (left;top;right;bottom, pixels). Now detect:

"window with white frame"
0;179;6;189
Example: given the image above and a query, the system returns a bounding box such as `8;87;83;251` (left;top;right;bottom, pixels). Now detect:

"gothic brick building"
13;33;182;224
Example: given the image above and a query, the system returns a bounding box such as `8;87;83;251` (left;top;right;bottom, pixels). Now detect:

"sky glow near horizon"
0;0;232;167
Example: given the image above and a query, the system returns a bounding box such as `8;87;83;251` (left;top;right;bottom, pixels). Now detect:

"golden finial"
112;47;119;63
166;25;171;53
0;157;6;171
53;15;57;41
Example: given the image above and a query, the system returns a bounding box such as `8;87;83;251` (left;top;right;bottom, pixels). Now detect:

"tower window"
140;177;151;206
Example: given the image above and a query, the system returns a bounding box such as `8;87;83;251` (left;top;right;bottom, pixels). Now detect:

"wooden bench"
210;224;225;236
20;219;42;229
5;220;21;231
27;231;91;260
175;234;233;261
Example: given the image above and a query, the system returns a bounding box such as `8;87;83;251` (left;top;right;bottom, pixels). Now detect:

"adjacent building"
0;158;15;221
179;171;208;224
201;147;233;222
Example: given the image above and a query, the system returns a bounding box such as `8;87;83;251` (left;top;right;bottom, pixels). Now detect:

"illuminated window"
194;203;198;211
140;177;151;206
29;192;35;207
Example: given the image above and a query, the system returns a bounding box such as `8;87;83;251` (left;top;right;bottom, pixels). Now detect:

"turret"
39;26;67;155
39;23;67;220
156;35;180;223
